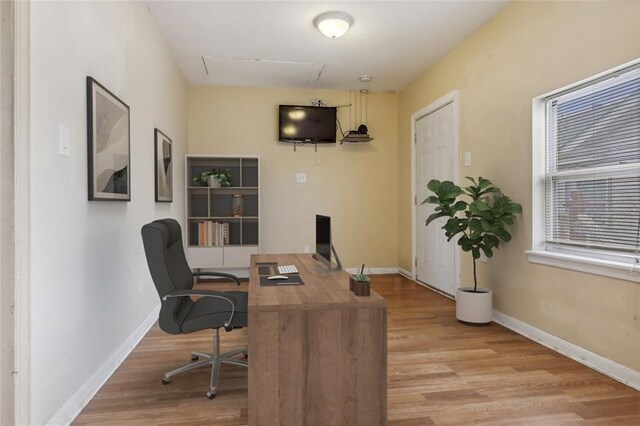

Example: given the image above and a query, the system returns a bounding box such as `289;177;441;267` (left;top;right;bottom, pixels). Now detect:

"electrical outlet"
296;172;307;183
303;244;310;253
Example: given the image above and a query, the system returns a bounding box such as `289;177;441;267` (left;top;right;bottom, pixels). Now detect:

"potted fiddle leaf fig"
423;177;522;324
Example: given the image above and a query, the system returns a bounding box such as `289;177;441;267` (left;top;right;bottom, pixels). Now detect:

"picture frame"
86;76;131;201
154;128;173;202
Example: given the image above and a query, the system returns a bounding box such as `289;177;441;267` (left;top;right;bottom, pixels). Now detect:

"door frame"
13;1;31;424
410;90;460;296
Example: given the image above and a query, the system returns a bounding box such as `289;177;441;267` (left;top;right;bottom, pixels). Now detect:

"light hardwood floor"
74;275;640;425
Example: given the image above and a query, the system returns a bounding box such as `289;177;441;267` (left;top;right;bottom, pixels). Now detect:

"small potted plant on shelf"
192;169;233;188
350;264;371;296
423;177;522;324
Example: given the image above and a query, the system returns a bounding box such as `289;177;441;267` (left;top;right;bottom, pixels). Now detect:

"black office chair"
141;218;248;399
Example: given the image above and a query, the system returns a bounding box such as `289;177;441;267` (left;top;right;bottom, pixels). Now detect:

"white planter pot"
456;287;492;324
207;175;221;188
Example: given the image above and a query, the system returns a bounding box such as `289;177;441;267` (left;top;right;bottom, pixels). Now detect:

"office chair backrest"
141;218;194;334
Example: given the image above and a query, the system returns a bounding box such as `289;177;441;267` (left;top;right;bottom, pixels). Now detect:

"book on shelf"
197;221;230;246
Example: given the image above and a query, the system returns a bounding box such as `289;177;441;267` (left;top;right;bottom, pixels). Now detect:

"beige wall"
188;86;399;269
398;1;640;370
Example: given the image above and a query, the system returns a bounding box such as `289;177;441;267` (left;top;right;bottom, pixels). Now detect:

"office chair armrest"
192;271;241;286
162;290;238;330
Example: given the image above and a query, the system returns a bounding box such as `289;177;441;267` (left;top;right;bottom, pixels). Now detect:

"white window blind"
545;66;640;261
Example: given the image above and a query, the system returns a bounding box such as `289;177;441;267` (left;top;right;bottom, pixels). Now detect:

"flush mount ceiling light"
313;11;353;39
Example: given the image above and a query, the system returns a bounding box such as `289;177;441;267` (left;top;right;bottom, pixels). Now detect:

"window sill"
526;250;640;283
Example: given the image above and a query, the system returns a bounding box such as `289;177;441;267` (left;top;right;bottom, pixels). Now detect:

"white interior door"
415;102;456;296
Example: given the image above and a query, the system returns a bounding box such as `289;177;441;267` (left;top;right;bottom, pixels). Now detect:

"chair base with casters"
161;329;248;399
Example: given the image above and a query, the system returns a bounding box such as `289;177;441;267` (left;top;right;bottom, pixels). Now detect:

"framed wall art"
86;76;131;201
154;128;173;202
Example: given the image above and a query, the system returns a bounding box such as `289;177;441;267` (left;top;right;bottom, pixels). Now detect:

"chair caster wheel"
206;391;216;399
191;354;199;361
162;378;171;385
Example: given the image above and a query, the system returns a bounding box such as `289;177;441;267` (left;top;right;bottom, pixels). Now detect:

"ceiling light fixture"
314;11;353;39
359;75;373;83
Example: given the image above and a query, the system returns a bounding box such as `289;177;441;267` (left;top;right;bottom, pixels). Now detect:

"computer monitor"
315;215;343;271
315;215;332;267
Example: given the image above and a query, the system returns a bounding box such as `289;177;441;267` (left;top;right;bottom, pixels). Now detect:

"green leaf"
477;177;494;189
499;216;514;226
477;187;500;197
458;235;473;251
474;201;491;211
426;179;441;193
426;180;464;206
454;201;468;211
468;219;483;233
425;212;447;227
481;219;497;231
421;195;440;205
507;202;523;214
484;234;500;248
493;228;512;242
480;245;494;258
443;218;459;232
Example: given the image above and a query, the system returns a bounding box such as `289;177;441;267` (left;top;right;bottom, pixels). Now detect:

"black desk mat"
256;262;304;286
259;275;304;287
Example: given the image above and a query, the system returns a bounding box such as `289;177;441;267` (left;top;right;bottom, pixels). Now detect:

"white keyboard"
278;264;299;274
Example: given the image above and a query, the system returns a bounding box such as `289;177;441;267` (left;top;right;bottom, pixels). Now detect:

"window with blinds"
544;66;640;263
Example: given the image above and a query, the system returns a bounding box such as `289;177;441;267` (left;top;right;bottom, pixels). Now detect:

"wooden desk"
248;254;387;425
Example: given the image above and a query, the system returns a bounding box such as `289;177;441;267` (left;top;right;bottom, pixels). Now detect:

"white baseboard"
344;267;399;275
413;280;455;300
46;304;161;426
492;310;640;392
398;268;413;279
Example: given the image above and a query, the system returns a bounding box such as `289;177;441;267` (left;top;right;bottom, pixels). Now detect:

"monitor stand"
316;244;343;272
331;244;343;271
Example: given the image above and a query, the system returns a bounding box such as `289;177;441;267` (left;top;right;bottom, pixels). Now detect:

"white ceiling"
147;1;509;92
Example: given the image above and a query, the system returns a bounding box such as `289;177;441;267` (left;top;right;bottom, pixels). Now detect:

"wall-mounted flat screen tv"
279;105;337;143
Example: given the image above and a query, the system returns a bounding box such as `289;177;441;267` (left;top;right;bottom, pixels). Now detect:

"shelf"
188;186;259;190
188;244;257;248
340;133;374;143
188;216;258;220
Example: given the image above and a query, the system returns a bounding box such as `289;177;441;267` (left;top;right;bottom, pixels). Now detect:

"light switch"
296;172;307;183
464;151;471;167
59;125;70;157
